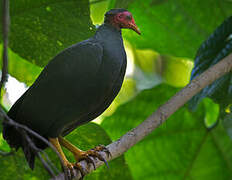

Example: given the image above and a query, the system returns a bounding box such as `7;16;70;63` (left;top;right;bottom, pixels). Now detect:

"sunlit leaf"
8;47;42;86
90;0;110;25
161;55;193;87
203;98;220;128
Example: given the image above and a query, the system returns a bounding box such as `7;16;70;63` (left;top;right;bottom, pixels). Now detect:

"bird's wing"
8;40;104;135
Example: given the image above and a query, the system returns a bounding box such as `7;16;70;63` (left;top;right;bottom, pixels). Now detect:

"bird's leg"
58;136;111;169
49;138;84;178
58;136;86;162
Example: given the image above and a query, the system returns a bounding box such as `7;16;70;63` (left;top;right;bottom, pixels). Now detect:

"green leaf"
203;98;219;128
101;84;232;179
90;0;109;25
0;123;132;180
0;0;95;67
7;46;42;86
161;55;193;87
119;0;232;59
0;45;41;86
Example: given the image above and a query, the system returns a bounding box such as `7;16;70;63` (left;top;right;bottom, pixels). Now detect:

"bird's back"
3;24;127;149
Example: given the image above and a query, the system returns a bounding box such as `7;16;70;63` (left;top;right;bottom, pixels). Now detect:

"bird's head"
104;9;141;35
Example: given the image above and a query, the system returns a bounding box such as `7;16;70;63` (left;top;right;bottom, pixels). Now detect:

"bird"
2;8;140;176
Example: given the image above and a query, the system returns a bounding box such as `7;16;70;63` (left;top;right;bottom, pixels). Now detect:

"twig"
0;0;9;91
22;130;56;177
42;151;60;174
0;109;68;179
0;149;14;156
52;53;232;180
38;152;56;177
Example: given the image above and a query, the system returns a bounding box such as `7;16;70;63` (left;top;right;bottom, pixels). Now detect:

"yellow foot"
58;137;111;174
49;137;86;179
63;160;85;179
74;145;111;169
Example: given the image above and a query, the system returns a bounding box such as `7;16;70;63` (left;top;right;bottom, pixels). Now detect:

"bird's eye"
119;14;123;19
126;15;132;20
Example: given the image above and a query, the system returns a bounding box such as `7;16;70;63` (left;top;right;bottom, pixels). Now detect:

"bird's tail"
2;121;36;169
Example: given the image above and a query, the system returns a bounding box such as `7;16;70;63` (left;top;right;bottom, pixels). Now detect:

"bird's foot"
74;145;111;170
86;145;111;168
63;160;85;180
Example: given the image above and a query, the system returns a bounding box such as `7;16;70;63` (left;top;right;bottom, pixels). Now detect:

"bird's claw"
85;145;111;168
63;161;85;180
67;145;111;179
73;162;85;179
95;144;112;158
77;153;96;170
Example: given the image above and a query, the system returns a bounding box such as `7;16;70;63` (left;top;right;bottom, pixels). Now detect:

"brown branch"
52;53;232;180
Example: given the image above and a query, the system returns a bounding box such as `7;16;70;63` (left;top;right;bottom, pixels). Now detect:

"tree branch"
52;53;232;180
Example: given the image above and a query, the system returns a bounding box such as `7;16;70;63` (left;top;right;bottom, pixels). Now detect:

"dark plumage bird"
3;8;140;174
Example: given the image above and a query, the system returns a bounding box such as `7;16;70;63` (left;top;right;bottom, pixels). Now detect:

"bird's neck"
95;24;122;42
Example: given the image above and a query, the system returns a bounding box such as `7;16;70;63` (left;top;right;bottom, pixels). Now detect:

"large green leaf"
112;0;232;59
0;0;95;67
7;47;42;86
101;84;232;179
0;123;132;180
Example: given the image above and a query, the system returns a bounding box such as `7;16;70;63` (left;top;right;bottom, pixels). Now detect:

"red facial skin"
111;11;141;35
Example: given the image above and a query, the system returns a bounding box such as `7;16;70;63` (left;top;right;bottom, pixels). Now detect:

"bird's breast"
101;43;126;77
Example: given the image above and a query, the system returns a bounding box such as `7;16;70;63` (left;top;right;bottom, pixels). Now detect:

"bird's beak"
128;21;141;35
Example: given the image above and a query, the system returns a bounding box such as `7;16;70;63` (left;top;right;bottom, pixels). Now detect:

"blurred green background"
0;0;232;179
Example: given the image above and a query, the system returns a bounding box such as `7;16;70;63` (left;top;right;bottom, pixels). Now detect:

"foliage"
0;0;232;180
189;16;232;110
119;0;232;59
102;84;232;180
188;15;232;141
